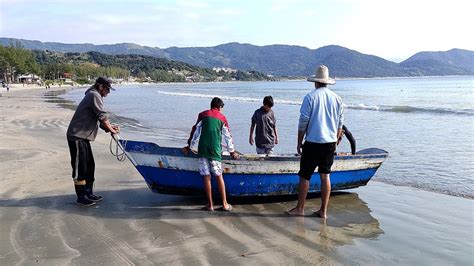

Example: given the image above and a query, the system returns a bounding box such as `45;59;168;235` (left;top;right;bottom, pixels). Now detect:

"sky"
0;0;473;62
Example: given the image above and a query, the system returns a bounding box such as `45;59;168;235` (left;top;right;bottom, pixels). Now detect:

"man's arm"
272;111;278;144
249;122;255;145
100;119;119;135
343;126;356;155
273;126;279;145
222;123;239;159
189;121;202;151
297;96;310;154
222;123;235;153
187;113;202;146
337;99;345;129
337;128;343;143
297;130;305;155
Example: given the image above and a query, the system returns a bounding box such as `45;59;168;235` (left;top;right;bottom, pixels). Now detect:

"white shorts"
198;158;222;176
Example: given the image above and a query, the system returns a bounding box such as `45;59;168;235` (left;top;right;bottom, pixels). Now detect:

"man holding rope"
66;77;120;206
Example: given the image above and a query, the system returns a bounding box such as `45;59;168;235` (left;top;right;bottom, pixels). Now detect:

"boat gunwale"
121;140;389;162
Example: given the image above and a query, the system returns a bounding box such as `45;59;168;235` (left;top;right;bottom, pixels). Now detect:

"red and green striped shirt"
188;109;235;161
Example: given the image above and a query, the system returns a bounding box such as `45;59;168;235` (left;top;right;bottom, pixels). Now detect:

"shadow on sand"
0;187;382;232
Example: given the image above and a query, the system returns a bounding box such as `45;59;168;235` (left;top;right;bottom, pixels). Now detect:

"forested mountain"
32;50;273;82
400;49;474;76
2;38;473;77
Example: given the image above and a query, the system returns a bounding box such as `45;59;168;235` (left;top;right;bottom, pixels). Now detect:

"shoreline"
0;87;472;264
3;73;472;96
60;84;473;199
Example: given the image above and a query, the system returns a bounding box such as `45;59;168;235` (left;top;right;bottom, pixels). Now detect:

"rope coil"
109;134;127;162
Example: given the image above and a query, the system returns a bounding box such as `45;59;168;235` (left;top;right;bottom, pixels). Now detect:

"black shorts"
298;142;336;179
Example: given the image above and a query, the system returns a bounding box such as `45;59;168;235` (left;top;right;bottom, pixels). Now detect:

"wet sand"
0;87;472;265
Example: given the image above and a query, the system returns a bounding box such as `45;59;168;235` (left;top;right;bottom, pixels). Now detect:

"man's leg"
286;176;309;216
315;173;331;218
68;139;95;206
314;143;335;218
198;158;214;211
215;175;230;210
202;175;214;210
84;142;102;202
287;142;315;216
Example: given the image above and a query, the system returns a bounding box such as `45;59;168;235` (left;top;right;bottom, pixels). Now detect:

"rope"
109;134;127;162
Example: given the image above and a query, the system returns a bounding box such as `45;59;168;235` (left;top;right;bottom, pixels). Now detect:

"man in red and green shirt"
186;97;239;211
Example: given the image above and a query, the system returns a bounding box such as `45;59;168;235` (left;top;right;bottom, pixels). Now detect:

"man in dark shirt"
249;96;278;154
67;77;119;206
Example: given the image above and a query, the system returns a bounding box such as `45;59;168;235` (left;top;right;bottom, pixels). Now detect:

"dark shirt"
67;87;108;141
251;107;276;149
340;125;356;154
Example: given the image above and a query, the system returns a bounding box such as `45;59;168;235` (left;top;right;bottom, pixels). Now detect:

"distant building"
18;74;42;84
212;67;237;74
59;78;73;84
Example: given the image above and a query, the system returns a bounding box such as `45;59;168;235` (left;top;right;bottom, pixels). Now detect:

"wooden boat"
119;140;388;197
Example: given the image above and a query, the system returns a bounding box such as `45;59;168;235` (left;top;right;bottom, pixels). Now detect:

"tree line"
0;42;275;85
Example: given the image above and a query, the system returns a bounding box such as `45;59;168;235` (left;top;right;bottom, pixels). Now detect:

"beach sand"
0;87;472;265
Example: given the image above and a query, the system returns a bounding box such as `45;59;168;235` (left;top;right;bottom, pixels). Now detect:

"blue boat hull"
135;165;378;197
120;140;388;197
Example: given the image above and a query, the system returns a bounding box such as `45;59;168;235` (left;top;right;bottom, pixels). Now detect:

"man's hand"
99;123;110;133
182;146;190;156
110;125;120;135
297;142;303;155
275;137;279;145
249;136;254;145
230;151;240;160
337;131;344;145
101;120;120;135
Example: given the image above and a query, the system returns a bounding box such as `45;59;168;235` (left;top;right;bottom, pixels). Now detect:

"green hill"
2;37;473;77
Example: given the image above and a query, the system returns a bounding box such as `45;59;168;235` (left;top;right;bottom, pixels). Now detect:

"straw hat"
307;65;335;85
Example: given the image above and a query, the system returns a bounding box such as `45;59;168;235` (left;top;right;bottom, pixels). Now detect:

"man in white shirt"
286;65;344;218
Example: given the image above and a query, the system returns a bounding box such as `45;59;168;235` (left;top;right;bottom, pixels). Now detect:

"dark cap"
95;77;115;91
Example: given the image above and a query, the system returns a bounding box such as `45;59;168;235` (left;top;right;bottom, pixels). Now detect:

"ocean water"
64;76;474;198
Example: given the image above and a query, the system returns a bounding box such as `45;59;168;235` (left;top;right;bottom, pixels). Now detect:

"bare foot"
201;204;214;211
285;207;305;216
222;204;233;212
312;210;327;218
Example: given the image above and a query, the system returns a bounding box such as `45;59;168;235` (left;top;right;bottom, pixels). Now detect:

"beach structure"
118;140;388;197
18;74;41;84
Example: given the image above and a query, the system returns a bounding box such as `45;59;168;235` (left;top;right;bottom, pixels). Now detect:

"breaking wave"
346;104;474;116
155;90;301;105
155;90;473;116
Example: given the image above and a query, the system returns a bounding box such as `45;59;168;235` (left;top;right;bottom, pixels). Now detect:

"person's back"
67;87;106;141
287;65;343;219
196;108;230;161
249;96;278;154
301;87;343;143
186;97;238;212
